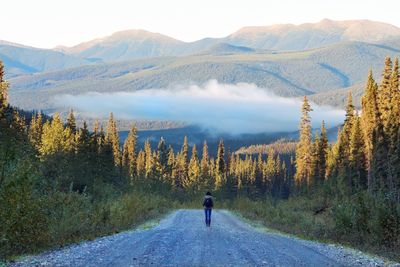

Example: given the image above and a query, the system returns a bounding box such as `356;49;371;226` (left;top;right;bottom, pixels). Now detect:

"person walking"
203;191;214;227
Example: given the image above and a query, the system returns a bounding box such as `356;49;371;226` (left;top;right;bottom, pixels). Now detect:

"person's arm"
202;198;205;207
210;198;214;208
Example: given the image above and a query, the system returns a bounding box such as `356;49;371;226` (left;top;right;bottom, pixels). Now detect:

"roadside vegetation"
1;57;399;262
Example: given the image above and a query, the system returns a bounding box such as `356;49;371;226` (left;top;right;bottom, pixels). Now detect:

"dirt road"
11;209;388;266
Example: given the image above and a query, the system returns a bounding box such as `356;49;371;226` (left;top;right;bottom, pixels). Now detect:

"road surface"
11;209;388;266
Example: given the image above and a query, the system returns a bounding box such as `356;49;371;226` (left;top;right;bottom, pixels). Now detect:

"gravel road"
11;209;394;267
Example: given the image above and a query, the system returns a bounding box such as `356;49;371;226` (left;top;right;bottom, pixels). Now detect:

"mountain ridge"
2;18;400;78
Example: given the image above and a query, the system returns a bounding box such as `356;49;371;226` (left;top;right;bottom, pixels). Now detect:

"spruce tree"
295;96;313;187
378;57;393;128
188;144;200;189
215;139;226;189
156;137;168;179
106;113;121;167
39;113;66;156
200;141;211;189
334;92;355;190
0;61;8;122
361;70;380;189
136;150;146;178
181;136;189;176
310;131;321;186
66;109;77;134
318;121;329;182
167;146;175;180
122;126;137;179
144;140;154;178
28;113;43;149
349;115;367;190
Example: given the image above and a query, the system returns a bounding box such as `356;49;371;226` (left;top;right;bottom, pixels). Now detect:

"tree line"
295;57;400;200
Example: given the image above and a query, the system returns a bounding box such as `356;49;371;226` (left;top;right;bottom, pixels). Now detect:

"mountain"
59;29;187;62
198;43;256;55
55;19;400;63
224;19;400;51
0;42;91;78
8;41;400;111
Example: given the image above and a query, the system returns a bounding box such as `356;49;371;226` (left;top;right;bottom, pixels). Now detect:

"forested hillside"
9;41;400;111
1;56;399;261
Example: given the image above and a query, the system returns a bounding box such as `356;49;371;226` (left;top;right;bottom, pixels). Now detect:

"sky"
1;0;400;48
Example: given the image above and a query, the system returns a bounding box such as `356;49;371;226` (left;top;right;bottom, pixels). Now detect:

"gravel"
9;209;398;267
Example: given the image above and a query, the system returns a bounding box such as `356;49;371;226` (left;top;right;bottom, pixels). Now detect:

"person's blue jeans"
204;208;212;226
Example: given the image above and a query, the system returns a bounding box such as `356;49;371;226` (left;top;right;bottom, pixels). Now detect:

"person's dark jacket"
203;195;214;209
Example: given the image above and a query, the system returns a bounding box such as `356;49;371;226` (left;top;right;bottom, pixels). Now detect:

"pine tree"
136;150;146;178
265;148;275;194
156;137;168;179
295;96;313;187
76;121;91;153
181;136;189;176
188;144;200;189
310;131;321;186
66;109;77;134
39;113;66;156
215;139;226;189
167;146;175;180
349;115;367;190
0;61;8;122
389;58;400;123
122;126;137;179
318;121;329;181
200;141;211;190
106;113;121;167
361;70;380;189
144;140;154;178
334;92;356;189
28;113;43;149
378;57;393;128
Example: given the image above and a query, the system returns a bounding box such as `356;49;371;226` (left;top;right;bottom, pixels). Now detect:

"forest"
0;57;399;261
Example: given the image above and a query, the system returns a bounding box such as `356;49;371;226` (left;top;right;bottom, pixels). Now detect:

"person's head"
206;191;211;196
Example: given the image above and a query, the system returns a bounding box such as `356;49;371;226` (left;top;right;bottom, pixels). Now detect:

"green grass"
222;195;400;262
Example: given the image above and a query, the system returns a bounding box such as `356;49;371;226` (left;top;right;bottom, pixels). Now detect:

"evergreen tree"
66;109;77;134
265;148;275;194
188;144;200;189
318;121;329;182
106;113;121;167
310;131;321;186
200;141;211;189
361;70;380;189
167;146;175;180
378;57;393;128
39;113;66;156
144;140;154;178
181;136;189;177
28;113;43;149
215;139;226;189
349;115;367;190
122;126;137;180
334;92;355;189
0;61;8;122
156;137;168;179
295;96;313;187
136;150;146;178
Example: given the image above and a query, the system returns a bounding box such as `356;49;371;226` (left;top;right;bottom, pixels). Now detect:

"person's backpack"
204;197;213;208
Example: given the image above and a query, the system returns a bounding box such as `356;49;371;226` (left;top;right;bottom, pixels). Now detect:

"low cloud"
54;80;345;134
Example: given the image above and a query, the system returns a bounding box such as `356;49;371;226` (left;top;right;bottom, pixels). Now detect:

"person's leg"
204;209;208;226
205;209;211;226
208;209;212;226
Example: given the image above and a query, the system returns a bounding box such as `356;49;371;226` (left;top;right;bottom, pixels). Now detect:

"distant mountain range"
3;19;400;112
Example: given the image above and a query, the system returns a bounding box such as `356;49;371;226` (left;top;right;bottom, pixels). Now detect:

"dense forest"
1;57;399;261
